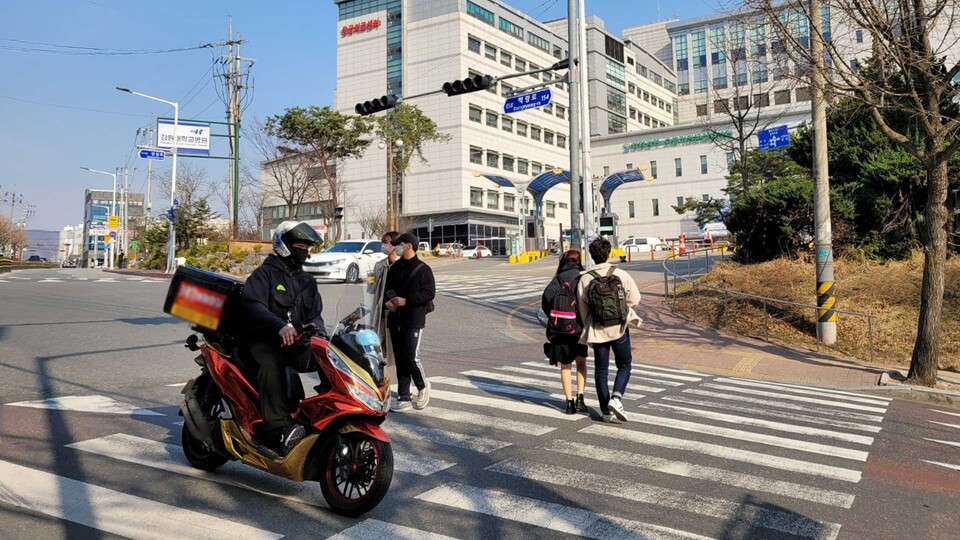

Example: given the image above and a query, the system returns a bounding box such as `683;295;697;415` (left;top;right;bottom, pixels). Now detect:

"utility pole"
810;0;836;345
578;0;596;262
145;121;154;220
214;17;254;239
566;0;582;256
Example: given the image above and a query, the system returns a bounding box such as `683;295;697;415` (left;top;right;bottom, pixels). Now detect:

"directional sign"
758;124;790;151
173;199;180;208
108;215;119;229
503;88;553;115
139;149;165;161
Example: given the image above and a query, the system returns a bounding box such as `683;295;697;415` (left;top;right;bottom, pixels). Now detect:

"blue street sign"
173;199;180;207
758;124;790;151
138;149;166;161
109;231;117;239
503;88;553;115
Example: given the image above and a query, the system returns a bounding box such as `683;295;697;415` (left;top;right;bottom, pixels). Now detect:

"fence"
661;245;877;362
0;258;61;273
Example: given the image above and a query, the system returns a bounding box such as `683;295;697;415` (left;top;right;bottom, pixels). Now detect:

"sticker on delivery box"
170;282;227;330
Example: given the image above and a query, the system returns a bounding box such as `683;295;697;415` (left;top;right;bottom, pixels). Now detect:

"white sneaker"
600;412;622;423
413;382;431;410
390;399;412;412
608;396;628;422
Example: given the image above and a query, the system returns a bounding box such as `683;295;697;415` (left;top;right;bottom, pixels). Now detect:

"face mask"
290;247;310;266
381;244;392;255
395;245;405;257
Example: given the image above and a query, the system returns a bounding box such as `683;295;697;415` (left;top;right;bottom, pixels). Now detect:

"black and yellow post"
817;280;837;324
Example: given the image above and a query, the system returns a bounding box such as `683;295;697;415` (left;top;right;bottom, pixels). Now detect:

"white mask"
381;243;392;255
395;245;404;256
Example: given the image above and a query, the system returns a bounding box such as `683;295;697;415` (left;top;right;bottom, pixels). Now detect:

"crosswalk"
434;273;549;307
922;408;960;472
0;358;898;540
0;273;164;284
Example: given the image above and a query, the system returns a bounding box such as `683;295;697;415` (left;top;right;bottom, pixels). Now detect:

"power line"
0;94;151;117
0;36;208;56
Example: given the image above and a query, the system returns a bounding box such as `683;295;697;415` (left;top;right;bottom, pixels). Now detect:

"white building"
58;224;84;262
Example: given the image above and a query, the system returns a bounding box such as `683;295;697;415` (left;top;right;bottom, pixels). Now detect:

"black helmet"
272;221;323;257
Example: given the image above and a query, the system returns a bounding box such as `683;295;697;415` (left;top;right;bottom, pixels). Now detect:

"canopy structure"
481;169;571;215
598;169;646;212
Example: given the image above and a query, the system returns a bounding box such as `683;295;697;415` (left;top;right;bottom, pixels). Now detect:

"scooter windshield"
330;329;385;386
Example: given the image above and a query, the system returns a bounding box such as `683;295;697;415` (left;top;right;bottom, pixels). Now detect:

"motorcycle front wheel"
317;433;393;517
181;423;228;471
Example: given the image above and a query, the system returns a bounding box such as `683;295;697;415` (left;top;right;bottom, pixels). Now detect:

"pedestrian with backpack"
578;237;642;423
541;250;590;415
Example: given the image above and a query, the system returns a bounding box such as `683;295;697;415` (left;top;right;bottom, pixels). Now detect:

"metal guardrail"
0;258;61;272
661;245;877;362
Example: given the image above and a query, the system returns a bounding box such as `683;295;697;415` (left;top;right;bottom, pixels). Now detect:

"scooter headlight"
328;346;384;412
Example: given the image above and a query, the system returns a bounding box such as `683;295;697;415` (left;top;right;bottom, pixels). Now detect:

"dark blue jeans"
592;331;633;414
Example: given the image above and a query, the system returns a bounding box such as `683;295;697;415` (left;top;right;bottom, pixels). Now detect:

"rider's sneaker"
390;399;413;412
413;382;431;410
609;396;628;422
279;424;305;455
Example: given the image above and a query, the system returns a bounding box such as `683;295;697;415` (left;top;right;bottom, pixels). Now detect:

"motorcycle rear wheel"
318;433;393;517
181;423;229;471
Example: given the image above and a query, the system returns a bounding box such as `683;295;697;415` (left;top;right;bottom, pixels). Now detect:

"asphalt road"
1;263;958;540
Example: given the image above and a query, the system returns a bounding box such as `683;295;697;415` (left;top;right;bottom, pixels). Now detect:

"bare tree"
213;163;264;240
247;118;317;226
0;217;28;258
156;162;211;210
750;0;960;385
356;203;389;239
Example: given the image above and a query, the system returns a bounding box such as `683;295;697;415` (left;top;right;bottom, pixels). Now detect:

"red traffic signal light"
355;95;399;116
442;74;494;96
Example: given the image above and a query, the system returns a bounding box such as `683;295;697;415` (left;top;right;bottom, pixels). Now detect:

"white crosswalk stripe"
714;377;890;406
429;375;642;409
459;369;654;397
387;421;512;453
702;383;888;413
683;388;886;423
328;519;461;540
661;395;883;433
502;364;686;386
434;274;545;306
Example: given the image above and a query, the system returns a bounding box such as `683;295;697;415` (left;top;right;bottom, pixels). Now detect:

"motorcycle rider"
242;221;325;455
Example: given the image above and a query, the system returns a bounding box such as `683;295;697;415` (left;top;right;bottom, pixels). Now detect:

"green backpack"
586;267;629;328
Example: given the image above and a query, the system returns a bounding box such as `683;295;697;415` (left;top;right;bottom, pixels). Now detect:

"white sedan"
303;240;386;283
461;245;493;259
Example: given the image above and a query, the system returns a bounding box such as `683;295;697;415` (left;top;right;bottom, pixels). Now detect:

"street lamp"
117;86;179;273
81;167;117;269
378;138;404;230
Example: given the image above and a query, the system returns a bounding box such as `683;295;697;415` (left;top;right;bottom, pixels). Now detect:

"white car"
622;237;666;254
461;245;493;258
303;240;386;283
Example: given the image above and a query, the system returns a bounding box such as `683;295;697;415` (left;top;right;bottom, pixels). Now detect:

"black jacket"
383;255;435;330
242;255;325;342
541;262;583;338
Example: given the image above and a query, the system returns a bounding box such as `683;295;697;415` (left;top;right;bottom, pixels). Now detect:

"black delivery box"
163;266;245;334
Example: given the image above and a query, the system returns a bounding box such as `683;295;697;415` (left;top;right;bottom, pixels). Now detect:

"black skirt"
545;335;588;365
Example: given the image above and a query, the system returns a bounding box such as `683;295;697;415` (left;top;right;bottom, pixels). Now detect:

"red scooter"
177;306;393;517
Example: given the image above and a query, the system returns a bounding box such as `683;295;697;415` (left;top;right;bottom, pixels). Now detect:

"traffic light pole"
566;0;582;257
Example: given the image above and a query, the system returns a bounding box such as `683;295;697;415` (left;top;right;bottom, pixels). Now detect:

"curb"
102;269;173;280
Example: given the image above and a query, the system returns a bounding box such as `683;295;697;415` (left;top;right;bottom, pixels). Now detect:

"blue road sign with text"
758;125;790;151
504;88;552;115
139;149;165;161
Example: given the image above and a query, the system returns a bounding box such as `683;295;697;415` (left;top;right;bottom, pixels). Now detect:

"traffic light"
334;206;344;221
442;74;494;96
355;95;398;116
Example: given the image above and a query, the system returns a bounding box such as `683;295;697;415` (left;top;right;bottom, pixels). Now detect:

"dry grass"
671;252;960;370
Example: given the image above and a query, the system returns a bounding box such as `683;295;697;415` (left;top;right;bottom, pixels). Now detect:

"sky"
0;0;722;231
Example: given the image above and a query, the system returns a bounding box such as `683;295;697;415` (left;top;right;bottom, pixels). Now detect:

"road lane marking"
4;395;163;416
0;458;283;540
931;409;960;419
327;519;461;540
727;377;892;402
415;405;556;436
486;459;842;540
548;440;856;508
923;438;960;449
920;460;960;472
458;370;652;397
683;388;885;422
661;395;882;433
424;388;584;421
416;483;713;540
644;403;874;445
714;378;890;406
580;424;862;482
703;383;888;414
429;376;639;409
929;421;960;430
386;422;511;453
505;365;684;386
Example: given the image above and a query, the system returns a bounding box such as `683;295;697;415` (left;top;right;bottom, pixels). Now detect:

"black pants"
389;327;426;401
249;341;313;434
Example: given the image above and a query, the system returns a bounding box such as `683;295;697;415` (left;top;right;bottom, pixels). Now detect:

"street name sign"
139;149;165;161
758;125;790;151
504;88;552;115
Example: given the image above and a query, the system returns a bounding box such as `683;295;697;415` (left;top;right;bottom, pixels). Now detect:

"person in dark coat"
541;250;589;414
242;221;325;455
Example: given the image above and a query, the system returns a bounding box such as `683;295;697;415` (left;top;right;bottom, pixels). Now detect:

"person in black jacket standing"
383;233;435;412
242;221;325;454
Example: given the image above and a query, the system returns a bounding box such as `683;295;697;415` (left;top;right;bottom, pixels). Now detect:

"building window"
608;114;627;134
469;105;482;123
530;125;541;141
485;44;497;61
518;159;529;174
629;107;637;120
502;155;515;171
774;90;791;105
556;105;566;119
470;188;483;207
856;29;863;43
557;134;567;148
517;121;528;137
466;1;494;25
626;162;633;170
486;151;499;168
736;95;750;110
486;110;498;128
530;63;540;80
754;92;770;107
726;152;735;170
796;86;811;101
850;59;859;72
605;35;625;62
714;99;729;114
487;191;499;209
468;35;481;54
544;103;553;114
501;82;514;97
702;194;710;202
532;162;542;176
677;196;685;207
469;146;483;164
700;155;708;174
553;44;563;59
499;17;524;39
544;130;554;145
644;115;651;127
650;160;657;179
675;157;682;177
504;193;515;212
546;201;556;218
501;51;513;68
502;116;513;132
515;57;527;72
628;201;635;218
696;104;708;117
527;32;550;52
652;198;660;217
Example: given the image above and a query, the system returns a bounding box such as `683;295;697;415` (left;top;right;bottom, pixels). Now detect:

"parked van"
622;236;665;254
